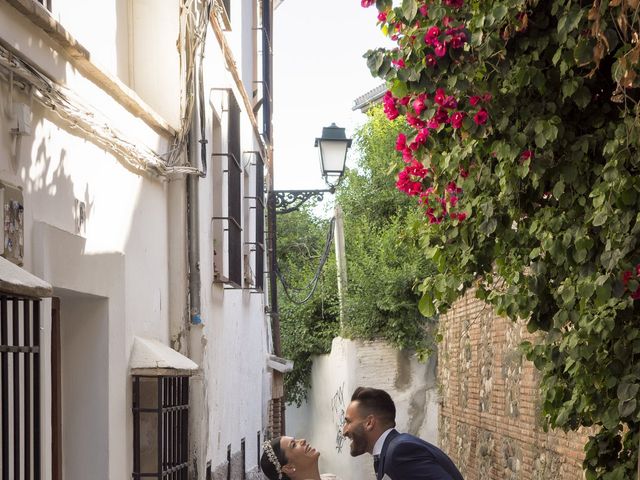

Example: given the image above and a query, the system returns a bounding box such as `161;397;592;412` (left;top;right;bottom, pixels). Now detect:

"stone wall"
287;337;440;480
438;288;589;479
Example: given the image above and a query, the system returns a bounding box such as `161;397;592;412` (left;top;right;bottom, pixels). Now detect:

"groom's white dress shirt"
372;428;394;457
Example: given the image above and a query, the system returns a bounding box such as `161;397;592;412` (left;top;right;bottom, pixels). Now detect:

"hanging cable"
0;0;215;176
275;216;335;305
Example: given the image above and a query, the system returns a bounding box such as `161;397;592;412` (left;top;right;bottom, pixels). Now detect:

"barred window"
212;91;243;288
0;297;41;480
254;153;265;290
132;376;189;479
227;94;242;287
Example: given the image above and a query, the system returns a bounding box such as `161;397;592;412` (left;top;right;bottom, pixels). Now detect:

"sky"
272;0;390;191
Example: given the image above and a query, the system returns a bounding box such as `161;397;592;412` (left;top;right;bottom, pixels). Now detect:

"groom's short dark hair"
351;386;396;427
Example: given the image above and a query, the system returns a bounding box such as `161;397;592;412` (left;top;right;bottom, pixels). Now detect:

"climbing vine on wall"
361;0;640;477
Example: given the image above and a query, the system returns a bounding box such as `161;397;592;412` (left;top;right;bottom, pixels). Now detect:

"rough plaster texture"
0;1;271;479
287;337;439;480
438;287;590;479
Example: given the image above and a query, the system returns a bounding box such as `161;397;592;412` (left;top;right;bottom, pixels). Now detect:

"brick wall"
438;287;589;479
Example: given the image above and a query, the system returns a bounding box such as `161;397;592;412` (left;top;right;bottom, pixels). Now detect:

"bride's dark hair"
260;437;291;480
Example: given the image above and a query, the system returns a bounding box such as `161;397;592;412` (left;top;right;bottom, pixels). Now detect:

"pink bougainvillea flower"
361;0;375;7
415;127;430;145
383;91;399;120
426;118;440;129
434;42;447;57
399;96;411;106
459;167;469;178
443;0;464;8
395;133;407;152
442;95;458;110
419;4;429;16
469;95;481;106
396;169;424;196
449;111;466;129
446;181;462;194
434;88;447;106
407;159;429;178
474;108;489;125
413;93;427;116
406;113;427;129
520;150;534;161
455;212;467;221
622;266;640;300
402;147;414;163
449;32;467;49
425;26;441;45
392;58;406;68
425;54;438;68
377;11;387;22
434;107;449;125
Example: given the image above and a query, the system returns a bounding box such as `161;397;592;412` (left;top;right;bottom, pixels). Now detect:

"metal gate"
0;296;41;480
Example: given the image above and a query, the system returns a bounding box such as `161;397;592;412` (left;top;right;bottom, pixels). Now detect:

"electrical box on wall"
0;182;24;265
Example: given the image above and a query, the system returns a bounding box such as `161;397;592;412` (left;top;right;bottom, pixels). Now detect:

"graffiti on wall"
330;383;346;452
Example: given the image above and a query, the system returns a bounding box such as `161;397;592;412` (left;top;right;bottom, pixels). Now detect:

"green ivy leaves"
364;0;640;476
401;0;418;23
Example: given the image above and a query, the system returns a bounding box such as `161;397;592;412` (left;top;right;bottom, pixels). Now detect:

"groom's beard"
348;423;368;457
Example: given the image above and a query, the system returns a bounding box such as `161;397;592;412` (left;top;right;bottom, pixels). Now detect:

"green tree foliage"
338;107;436;357
361;0;640;476
278;108;435;405
277;209;340;407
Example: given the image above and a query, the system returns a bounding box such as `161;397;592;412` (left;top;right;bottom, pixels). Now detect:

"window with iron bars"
226;93;243;287
132;375;189;479
0;296;42;480
254;153;265;291
212;91;243;288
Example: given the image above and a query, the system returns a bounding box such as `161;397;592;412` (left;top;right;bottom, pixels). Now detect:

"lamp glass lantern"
315;123;352;188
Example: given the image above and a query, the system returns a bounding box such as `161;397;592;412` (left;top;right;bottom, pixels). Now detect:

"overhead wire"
0;0;214;177
275;216;336;305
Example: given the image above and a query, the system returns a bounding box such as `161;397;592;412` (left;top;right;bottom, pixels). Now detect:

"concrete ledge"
5;0;177;138
130;337;199;375
0;255;52;298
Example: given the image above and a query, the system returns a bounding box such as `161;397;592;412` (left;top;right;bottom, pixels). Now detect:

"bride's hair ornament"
263;440;283;479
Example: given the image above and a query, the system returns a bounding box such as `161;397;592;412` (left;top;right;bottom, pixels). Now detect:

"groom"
342;386;463;480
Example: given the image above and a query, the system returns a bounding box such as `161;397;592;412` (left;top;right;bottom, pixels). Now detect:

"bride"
260;436;339;480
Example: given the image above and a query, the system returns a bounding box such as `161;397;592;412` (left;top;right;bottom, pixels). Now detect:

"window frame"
131;375;190;480
243;152;265;291
211;90;243;288
0;296;42;480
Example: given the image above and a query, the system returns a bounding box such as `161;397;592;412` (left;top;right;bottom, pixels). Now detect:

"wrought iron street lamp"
266;124;351;433
273;123;352;213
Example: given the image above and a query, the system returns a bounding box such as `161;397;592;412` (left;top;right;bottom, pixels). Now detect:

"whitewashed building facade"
0;0;282;478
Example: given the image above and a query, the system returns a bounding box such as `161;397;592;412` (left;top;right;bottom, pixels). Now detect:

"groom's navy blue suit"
376;429;463;480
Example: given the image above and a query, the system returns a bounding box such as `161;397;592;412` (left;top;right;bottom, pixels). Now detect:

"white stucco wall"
129;0;181;126
48;0;130;80
0;1;271;479
286;337;440;480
